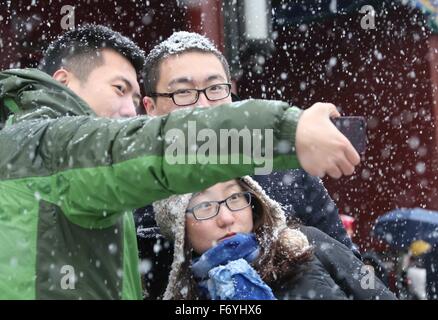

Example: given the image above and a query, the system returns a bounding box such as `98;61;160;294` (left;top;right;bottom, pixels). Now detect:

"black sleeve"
274;257;349;300
296;171;353;249
300;226;397;300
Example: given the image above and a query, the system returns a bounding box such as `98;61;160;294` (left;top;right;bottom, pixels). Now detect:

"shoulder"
273;255;349;300
299;225;336;244
298;226;355;264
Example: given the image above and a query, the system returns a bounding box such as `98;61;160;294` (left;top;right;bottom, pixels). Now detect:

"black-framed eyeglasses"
150;83;232;107
186;191;252;221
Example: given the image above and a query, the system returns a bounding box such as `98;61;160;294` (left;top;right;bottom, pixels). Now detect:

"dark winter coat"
274;226;396;300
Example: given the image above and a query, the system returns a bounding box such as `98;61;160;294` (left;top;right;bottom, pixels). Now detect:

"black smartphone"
331;116;367;154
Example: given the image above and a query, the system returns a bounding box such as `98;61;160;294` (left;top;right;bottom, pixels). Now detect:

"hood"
153;176;312;300
0;68;95;127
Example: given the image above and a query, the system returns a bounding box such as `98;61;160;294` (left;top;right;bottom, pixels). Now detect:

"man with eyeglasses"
137;31;359;299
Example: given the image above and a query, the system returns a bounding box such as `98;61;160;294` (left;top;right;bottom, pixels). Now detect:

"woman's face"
185;180;254;255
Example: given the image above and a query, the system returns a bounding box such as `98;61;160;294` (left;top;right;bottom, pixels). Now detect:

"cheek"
78;89;109;116
155;101;178;116
214;97;232;106
166;104;182;114
186;219;217;254
91;87;112;104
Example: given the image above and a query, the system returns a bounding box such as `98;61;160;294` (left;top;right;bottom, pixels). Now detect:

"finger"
303;162;325;178
304;164;324;178
335;132;361;166
317;170;327;179
326;163;343;179
337;153;356;176
344;142;361;166
323;103;341;118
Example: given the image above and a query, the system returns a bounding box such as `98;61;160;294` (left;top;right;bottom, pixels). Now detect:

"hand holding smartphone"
331;116;367;154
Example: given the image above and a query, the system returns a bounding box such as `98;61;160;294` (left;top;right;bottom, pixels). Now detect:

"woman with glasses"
152;176;396;300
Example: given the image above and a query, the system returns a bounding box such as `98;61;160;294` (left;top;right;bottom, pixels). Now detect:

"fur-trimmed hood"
153;176;312;300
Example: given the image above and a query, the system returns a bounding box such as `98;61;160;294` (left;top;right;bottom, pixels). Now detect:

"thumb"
325;103;341;118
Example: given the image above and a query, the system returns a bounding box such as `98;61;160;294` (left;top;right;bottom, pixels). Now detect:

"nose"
196;92;212;108
119;99;137;118
215;204;235;228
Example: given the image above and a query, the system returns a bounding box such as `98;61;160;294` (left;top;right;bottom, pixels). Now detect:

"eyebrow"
168;77;193;89
112;76;141;103
205;74;227;83
223;181;241;190
191;181;241;200
168;74;228;89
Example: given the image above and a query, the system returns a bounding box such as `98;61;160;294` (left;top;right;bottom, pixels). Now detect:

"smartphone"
331;116;367;154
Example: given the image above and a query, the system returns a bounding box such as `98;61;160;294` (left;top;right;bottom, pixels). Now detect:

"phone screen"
332;116;367;154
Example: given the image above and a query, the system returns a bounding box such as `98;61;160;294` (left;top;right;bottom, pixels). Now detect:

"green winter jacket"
0;68;302;299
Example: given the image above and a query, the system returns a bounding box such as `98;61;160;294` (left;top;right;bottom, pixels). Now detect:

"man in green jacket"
0;25;359;299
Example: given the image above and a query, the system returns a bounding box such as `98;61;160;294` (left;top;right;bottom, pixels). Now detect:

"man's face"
143;51;231;116
66;49;141;118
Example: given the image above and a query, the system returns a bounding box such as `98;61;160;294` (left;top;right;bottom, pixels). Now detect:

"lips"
218;232;236;242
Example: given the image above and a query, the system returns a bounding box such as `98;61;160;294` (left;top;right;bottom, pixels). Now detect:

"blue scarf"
191;233;276;300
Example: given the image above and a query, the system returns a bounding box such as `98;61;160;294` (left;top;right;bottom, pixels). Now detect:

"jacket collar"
0;68;96;126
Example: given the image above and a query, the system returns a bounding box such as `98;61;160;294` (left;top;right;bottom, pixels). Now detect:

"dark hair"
142;31;231;96
237;180;314;286
40;24;145;81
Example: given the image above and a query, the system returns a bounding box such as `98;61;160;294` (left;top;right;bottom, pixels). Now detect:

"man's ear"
52;69;70;86
143;96;157;116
